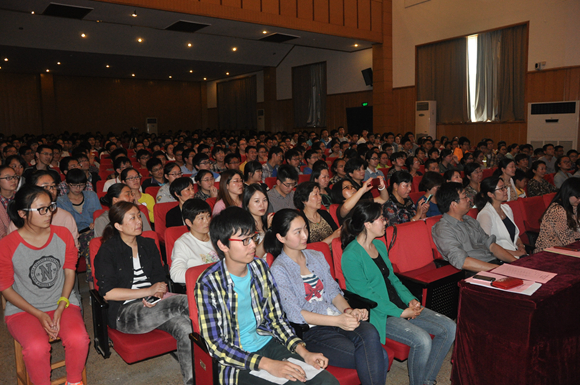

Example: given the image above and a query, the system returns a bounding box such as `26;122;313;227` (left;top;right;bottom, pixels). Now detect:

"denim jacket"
56;190;102;230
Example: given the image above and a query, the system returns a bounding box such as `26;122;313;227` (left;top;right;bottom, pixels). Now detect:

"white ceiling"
0;0;375;81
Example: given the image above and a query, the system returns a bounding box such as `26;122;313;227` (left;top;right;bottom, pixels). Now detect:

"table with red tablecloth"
451;246;580;385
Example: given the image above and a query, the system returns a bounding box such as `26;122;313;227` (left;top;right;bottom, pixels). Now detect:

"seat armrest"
90;289;111;359
289;322;310;339
343;289;378;310
433;259;450;268
190;332;209;353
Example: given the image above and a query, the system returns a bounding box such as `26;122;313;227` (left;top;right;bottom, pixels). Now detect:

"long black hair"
543;177;580;231
8;185;52;228
263;209;304;258
341;201;383;250
474;175;502;210
242;183;270;231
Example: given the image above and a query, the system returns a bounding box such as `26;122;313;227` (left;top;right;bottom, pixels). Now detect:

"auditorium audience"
294;182;340;245
527;160;558;197
384;171;429;226
329;158;346;185
212;169;243;216
156;163;183;203
94;183;151;237
121;168;155;223
493;158;518;201
463;163;483;207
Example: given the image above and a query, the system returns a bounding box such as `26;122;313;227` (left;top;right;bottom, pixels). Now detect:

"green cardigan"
342;239;417;343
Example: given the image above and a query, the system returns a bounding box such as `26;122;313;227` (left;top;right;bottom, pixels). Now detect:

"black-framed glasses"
125;175;142;182
168;172;183;177
281;181;297;189
68;183;86;189
0;175;20;181
495;186;508;191
39;184;57;191
22;202;57;215
228;233;259;246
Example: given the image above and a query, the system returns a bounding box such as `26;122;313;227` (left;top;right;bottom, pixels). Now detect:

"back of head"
436;182;463;214
341;201;382;250
344;157;367;176
418;171;444;192
263;209;303;258
210;206;255;260
277;164;298;183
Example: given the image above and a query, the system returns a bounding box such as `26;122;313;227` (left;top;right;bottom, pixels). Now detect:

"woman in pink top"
212;169;244;216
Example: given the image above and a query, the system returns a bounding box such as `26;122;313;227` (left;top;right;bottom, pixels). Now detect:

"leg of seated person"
156;312;193;385
58;305;90;384
7;311;55;385
302;322;388;385
237;339;339;385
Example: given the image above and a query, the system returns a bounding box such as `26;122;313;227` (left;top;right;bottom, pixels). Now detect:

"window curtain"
293;62;327;128
474;30;501;122
498;24;526;121
417;38;469;123
217;76;257;131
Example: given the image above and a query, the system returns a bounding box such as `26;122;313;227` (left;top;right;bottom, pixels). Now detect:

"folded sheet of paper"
250;357;323;384
491;264;556;284
544;247;580;259
465;271;542;296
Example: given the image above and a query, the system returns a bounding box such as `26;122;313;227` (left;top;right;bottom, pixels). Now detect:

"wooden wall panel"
358;0;371;31
0;72;43;137
526;66;580;103
52;76;202;135
371;0;382;33
280;0;297;17
223;0;242;8
208;108;219;130
313;0;329;23
343;0;358;28
242;0;261;11
326;90;373;131
436;122;527;146
297;0;314;20
329;0;343;25
393;86;416;133
262;0;280;15
200;0;222;5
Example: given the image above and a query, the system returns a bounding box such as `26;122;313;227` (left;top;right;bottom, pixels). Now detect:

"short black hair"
146;157;163;172
59;156;78;173
170;177;194;200
424;159;438;170
436;182;464;214
210;206;255;260
418;171;444;192
192;153;209;169
65;168;87;185
390;151;406;162
243;160;263;182
113;156;131;172
277;164;298;183
304;149;317;161
458;136;470;146
344;157;367;176
136;149;150;160
293;181;319;210
268;146;283;160
211;145;225;158
181;198;211;223
224;153;240;165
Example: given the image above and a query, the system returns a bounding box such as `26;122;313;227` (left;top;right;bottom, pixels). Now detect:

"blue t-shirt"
230;269;272;352
417;196;441;217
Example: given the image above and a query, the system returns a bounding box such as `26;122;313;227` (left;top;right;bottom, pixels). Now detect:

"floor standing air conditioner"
527;101;579;152
146;117;158;134
415;101;436;138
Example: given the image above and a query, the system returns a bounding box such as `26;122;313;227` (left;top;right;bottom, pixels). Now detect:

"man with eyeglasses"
57;156;94;195
284;149;303;176
267;165;298;213
432;183;517;274
136;149;151;170
191;153;220;181
195;207;336;385
224;153;241;171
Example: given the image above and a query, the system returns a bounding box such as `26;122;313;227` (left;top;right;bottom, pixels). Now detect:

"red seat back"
482;167;496;179
96;180;106;192
206;197;217;212
145;186;161;198
298;174;310;184
328;204;340;226
542;192;556;207
331;238;347;289
93;208;107;223
425;215;444;260
504;200;529;245
409;192;424;205
165;226;189;268
466;208;478;219
384;221;434;273
265;177;277;190
307;242;335;278
186;264;214;334
544;173;555;186
153;202;179;243
412;176;422;193
521;196;546;232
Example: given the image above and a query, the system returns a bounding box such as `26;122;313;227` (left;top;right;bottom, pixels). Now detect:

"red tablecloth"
451;246;580;385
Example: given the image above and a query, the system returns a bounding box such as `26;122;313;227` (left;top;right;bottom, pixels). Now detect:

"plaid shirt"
195;258;302;385
0;194;13;210
58;180;94;196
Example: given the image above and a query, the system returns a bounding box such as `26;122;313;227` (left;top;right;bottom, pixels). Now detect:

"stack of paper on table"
465;271;542;296
545;247;580;258
491;264;556;284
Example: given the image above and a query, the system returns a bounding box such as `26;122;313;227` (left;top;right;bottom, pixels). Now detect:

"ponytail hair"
341;201;382;250
101;201;140;243
263;209;303;258
100;183;129;206
474;175;502;210
8;185;52;228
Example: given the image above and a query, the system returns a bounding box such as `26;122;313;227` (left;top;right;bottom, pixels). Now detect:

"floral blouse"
535;203;580;252
383;197;416;227
527;178;557;197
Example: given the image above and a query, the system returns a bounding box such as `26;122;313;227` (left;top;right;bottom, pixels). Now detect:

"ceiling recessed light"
187;43;192;47
106;64;110;68
131;74;135;77
31;11;35;15
262;30;268;34
354;44;359;47
232;47;237;51
81;33;86;38
168;76;172;79
131;10;137;17
57;62;61;65
3;58;8;62
189;70;193;73
137;38;143;43
203;77;207;81
96;20;101;23
226;72;230;75
46;69;50;72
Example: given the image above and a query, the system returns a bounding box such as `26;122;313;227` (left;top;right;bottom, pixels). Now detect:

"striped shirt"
194;258;302;385
124;254;151;304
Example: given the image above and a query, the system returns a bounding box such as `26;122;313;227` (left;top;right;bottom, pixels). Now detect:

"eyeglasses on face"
281;181;296;189
22;202;57;215
229;233;260;246
495;186;508;191
0;175;20;181
68;183;86;189
39;184;57;191
168;172;183;177
125;176;142;182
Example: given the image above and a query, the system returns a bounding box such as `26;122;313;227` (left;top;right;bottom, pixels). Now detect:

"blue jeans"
303;322;388;385
116;295;193;385
384;308;456;385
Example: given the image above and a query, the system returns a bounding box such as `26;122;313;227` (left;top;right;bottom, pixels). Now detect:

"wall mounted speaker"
361;68;373;86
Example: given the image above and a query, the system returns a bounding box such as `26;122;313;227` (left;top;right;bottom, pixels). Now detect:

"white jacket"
477;202;520;251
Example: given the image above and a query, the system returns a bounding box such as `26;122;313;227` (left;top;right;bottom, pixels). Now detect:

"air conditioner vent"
42;3;93;19
530;102;576;115
165;21;210;33
260;33;299;43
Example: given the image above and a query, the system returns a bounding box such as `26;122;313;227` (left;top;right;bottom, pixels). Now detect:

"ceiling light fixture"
263;30;268;34
189;70;193;73
3;58;8;62
31;11;35;15
57;62;61;65
232;47;237;51
46;69;50;72
203;77;207;81
106;65;110;68
187;43;192;47
169;76;172;79
132;10;137;17
81;33;86;38
354;44;359;47
131;74;135;77
137;38;143;43
226;72;230;75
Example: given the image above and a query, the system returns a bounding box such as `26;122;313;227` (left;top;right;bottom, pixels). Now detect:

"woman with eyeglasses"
330;177;388;226
212;169;244;216
265;209;389;385
56;168;102;286
475;176;527;258
194;170;218;200
405;156;423;178
0;185;90;385
5;154;27;191
341;201;456;385
94;201;192;385
121;168;155;223
94;183;151;238
156;163;183;203
0;165;20;239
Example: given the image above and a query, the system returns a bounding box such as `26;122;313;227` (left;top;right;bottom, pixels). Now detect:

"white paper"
466;271;542;296
491;264;556;284
249;357;323;384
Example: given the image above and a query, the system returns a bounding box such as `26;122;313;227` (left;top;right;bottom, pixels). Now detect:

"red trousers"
6;305;89;385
